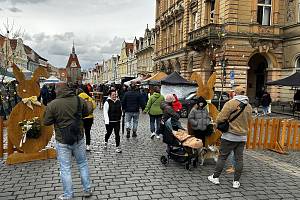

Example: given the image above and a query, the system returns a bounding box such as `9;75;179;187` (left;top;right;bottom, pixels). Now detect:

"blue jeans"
56;139;91;198
149;114;162;134
262;106;269;115
125;112;139;132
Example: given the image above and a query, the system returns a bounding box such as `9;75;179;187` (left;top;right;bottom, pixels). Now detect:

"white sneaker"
208;174;220;185
103;142;107;150
116;147;122;153
156;134;160;139
86;145;91;151
150;132;156;139
233;181;240;189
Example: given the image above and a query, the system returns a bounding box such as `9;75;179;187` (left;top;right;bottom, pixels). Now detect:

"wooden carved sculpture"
190;72;222;146
6;64;55;164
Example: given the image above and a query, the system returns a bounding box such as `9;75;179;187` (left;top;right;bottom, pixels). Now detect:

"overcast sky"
0;0;155;69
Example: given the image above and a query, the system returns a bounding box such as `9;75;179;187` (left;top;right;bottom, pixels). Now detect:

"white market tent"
124;76;144;86
44;76;61;83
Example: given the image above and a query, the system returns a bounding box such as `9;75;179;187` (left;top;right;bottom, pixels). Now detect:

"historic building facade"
154;0;188;75
136;25;156;75
118;41;134;78
154;0;298;102
65;44;82;83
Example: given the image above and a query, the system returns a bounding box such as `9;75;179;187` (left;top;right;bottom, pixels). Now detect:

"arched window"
296;56;300;71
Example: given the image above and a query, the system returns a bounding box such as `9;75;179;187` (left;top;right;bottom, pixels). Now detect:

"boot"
126;128;130;138
132;131;137;137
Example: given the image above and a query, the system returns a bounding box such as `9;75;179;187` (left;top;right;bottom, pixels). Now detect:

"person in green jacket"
144;86;165;139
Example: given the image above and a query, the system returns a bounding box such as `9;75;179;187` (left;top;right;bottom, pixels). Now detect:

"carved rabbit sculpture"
189;72;222;146
7;64;53;154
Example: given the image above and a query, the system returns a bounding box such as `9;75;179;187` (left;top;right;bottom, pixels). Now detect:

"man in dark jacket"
122;82;145;138
43;83;92;200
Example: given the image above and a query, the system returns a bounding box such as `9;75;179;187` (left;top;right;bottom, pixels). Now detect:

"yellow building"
118;41;133;78
155;0;299;102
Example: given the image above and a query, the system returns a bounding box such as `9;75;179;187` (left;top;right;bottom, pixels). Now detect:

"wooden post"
264;119;270;148
0;117;3;158
246;119;252;149
286;121;293;149
252;118;259;149
258;118;264;149
280;120;287;150
292;122;298;150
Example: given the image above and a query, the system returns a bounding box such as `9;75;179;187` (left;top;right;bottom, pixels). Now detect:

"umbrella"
266;71;300;88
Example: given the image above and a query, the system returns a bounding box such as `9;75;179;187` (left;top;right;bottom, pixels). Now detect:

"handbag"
217;102;247;133
59;96;83;145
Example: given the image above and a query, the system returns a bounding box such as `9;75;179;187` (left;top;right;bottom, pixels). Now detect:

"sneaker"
116;147;122;153
156;134;160;139
58;194;72;200
208;174;220;185
150;132;156;139
233;181;240;189
132;132;137;137
226;166;235;174
103;142;107;150
83;190;93;197
86;145;91;151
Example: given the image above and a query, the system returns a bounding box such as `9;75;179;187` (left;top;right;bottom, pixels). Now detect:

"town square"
0;0;300;200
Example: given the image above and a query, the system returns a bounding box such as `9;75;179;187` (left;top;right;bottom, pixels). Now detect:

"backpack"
84;99;94;115
59;96;83;145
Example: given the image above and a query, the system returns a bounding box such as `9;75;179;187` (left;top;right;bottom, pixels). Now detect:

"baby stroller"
159;119;201;170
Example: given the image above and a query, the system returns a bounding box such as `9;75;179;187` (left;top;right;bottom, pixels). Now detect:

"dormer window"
257;0;272;26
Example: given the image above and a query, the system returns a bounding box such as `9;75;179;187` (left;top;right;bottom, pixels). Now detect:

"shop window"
257;0;272;26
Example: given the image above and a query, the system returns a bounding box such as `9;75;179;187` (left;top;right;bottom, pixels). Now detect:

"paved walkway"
0;108;299;200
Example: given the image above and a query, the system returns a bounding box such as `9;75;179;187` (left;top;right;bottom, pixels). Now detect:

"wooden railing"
246;118;300;153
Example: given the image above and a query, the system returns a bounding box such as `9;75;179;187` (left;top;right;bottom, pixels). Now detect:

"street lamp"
218;55;228;110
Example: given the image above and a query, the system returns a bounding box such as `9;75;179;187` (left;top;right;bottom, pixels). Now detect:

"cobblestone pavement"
0;108;299;200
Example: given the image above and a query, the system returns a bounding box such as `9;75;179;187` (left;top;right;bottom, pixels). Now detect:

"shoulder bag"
217;102;247;133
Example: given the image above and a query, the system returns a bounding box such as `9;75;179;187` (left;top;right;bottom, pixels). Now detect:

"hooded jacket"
43;85;89;143
172;95;182;112
216;95;252;137
144;92;164;115
160;101;180;122
188;106;211;131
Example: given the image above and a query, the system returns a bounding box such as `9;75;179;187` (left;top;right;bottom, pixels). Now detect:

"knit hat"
165;94;175;103
197;96;207;108
235;86;246;95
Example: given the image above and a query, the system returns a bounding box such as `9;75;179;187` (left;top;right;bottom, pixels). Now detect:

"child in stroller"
159;95;202;170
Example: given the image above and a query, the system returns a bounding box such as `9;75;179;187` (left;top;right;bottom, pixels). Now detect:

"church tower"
66;42;82;83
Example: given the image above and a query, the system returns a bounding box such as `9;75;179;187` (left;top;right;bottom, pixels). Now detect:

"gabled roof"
66;53;81;68
161;71;197;85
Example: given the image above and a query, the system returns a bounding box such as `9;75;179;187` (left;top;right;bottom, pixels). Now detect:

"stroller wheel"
185;162;191;170
160;155;168;166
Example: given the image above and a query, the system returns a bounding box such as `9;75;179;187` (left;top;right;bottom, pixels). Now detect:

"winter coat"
188;107;211;131
122;89;145;112
172;95;182;112
261;93;271;107
161;101;180;122
216;96;252;136
144;92;164;115
43;86;90;143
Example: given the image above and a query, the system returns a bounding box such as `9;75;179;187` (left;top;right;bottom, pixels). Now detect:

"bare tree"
0;18;25;84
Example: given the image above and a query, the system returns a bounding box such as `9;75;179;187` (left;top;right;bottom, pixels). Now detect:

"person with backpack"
144;86;164;139
188;96;212;147
43;83;93;200
103;90;123;153
78;85;96;151
208;86;252;189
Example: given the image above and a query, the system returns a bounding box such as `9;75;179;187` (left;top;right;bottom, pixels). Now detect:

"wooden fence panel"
252;118;259;149
0;117;3;158
286;121;293;149
258;119;264;148
292;122;298;149
263;119;270;149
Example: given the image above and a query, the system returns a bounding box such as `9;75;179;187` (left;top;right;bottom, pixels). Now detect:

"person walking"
208;86;252;189
144;86;164;139
188;96;211;147
122;82;145;138
261;90;272;116
103;90;123;153
78;86;96;151
43;83;92;199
